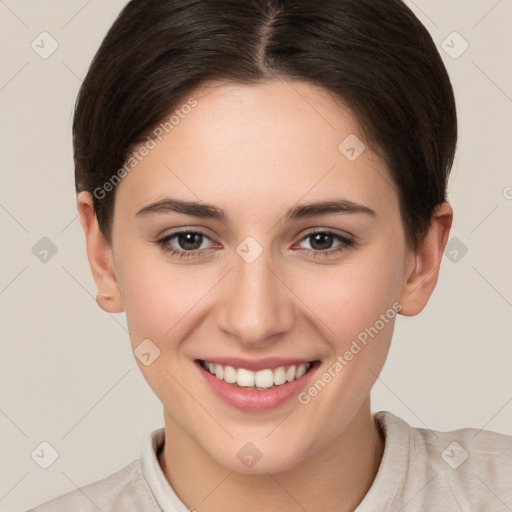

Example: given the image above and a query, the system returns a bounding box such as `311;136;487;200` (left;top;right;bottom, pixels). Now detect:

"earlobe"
77;191;124;313
398;202;453;316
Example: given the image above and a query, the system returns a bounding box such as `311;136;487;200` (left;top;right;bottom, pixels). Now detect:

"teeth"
273;366;286;385
236;368;254;387
286;365;296;382
202;361;312;389
214;364;224;380
255;369;274;388
223;365;237;384
296;363;308;378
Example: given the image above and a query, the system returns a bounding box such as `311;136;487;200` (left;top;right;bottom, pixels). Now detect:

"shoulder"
27;459;160;512
407;412;512;474
377;411;512;510
415;416;512;495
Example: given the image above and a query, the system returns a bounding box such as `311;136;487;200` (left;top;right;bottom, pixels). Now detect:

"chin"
208;440;311;476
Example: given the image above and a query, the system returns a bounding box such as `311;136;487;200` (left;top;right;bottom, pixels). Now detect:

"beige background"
0;1;511;510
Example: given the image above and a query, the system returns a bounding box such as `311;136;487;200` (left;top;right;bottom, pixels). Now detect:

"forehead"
114;79;397;224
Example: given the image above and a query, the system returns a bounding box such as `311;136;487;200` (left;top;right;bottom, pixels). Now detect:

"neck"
158;396;384;512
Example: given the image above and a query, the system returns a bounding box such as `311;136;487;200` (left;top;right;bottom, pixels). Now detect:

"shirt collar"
140;426;191;511
140;411;409;511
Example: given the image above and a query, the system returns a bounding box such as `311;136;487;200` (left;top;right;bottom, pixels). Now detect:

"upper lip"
197;357;317;372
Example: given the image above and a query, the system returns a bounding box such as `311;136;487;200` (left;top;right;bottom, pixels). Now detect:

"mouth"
199;359;314;389
195;358;320;411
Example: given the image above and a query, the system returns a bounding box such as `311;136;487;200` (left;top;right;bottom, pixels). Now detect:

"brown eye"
297;231;354;257
174;232;204;251
156;229;214;258
309;232;335;251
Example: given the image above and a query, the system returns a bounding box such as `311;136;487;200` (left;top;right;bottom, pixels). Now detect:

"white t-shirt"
27;411;512;511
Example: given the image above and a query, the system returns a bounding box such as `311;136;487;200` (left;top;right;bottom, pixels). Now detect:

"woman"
29;0;512;510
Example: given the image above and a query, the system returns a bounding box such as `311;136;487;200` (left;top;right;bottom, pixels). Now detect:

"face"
108;79;413;473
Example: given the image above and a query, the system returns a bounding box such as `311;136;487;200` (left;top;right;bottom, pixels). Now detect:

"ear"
77;191;124;313
398;202;453;316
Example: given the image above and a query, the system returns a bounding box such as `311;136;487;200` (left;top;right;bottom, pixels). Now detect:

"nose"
217;248;296;348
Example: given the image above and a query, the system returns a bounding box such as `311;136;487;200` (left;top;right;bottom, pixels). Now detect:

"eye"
156;229;215;259
295;230;355;257
155;228;355;260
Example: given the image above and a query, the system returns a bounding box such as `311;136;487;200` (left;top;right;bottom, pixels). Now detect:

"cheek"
121;267;198;342
117;248;224;358
291;257;401;429
119;268;171;344
118;233;404;349
296;252;403;346
116;256;213;414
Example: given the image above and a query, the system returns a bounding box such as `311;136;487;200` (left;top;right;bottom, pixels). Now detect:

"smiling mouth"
198;359;317;390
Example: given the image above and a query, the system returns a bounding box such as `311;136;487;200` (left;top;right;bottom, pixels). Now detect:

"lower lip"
195;360;319;412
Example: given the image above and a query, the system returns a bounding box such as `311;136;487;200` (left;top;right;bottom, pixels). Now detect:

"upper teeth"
202;361;312;389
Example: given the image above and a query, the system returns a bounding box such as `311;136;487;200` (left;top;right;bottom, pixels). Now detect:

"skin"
78;79;452;511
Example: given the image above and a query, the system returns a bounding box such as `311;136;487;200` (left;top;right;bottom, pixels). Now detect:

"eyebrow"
135;197;376;221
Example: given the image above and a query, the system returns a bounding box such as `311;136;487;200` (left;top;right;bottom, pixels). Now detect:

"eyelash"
155;228;355;260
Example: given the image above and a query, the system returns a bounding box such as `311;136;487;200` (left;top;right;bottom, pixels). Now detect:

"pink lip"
197;356;315;372
195;359;320;412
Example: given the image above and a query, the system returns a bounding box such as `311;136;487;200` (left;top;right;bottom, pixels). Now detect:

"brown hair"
73;0;457;250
